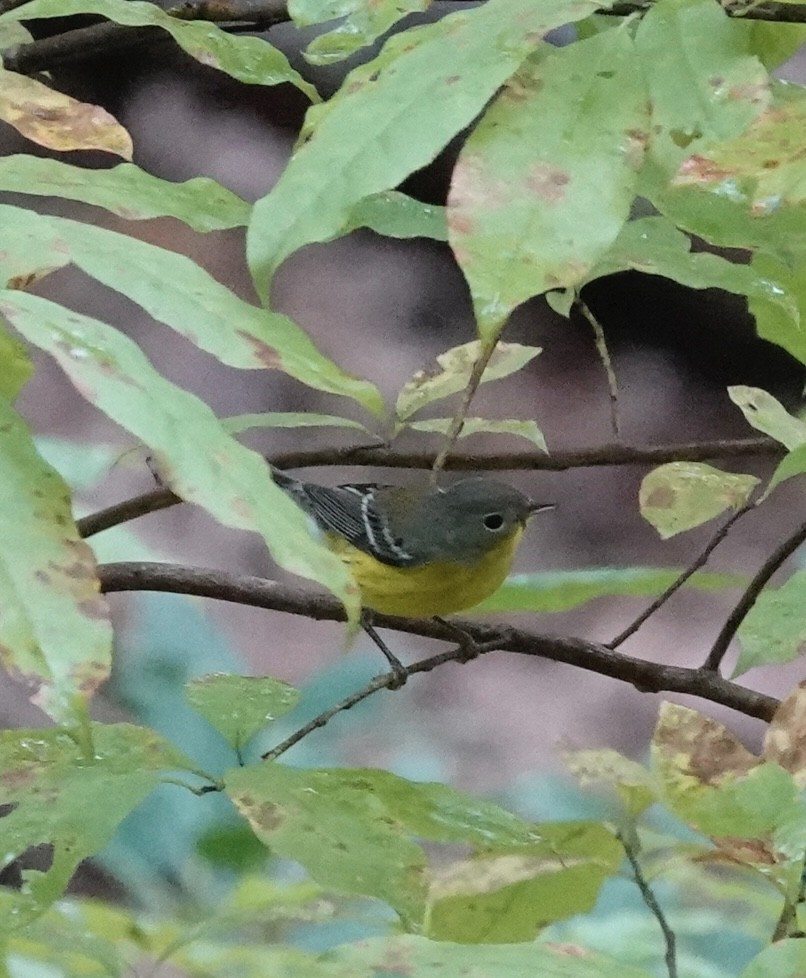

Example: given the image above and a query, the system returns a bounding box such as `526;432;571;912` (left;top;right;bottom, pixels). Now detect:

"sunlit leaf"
0;204;383;414
15;0;318;100
0;291;360;623
735;570;806;676
406;417;547;452
476;567;744;613
247;0;607;302
448;28;647;335
0;156;250;231
0;723;194;927
395;341;541;421
0;67;132;158
639;462;759;539
0;398;111;722
186;674;301;749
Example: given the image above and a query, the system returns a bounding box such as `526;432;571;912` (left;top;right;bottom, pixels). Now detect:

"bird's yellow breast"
325;527;524;617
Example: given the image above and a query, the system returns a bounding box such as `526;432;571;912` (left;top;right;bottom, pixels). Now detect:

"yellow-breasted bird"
273;470;554;678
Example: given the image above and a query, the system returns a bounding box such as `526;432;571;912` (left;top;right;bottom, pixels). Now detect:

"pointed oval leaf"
186;674;301;749
565;749;656;817
247;0;607;301
0;204;383;415
0;156;250;231
395;340;541;421
729;385;806;450
449;29;648;335
748;252;806;367
639;462;759;539
736;570;806;676
222;411;369;435
0;291;360;622
14;0;317;99
345;192;448;241
0;67;132;158
407;417;547;452
0;399;112;722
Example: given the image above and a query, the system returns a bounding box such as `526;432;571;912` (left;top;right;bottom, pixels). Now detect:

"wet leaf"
186;674;301;749
345;192;448;241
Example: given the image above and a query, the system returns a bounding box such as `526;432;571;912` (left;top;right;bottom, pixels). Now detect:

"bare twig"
431;337;501;480
609;501;756;649
704;519;806;672
77;437;781;539
97;561;779;721
607;0;806;21
618;831;677;978
576;297;621;440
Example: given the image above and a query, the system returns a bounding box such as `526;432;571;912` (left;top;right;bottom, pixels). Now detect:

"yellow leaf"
0;68;133;159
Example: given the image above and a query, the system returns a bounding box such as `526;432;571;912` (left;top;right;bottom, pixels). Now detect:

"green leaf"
321;935;655;978
651;702;803;842
226;764;548;928
0;291;360;623
15;0;318;100
635;0;770;187
186;674;301;749
0;67;132;158
395;340;541;421
290;0;429;66
565;749;657;818
728;386;806;450
425;821;621;943
0;156;250;231
0;204;383;414
0;322;32;399
222;411;369;435
406;417;547;452
247;0;606;301
0;398;112;722
769;443;806;492
0;723;193;927
345;192;448;241
448;28;647;335
735;570;806;676
741;22;806;71
748;252;806;366
639;462;759;539
585;216;797;323
476;568;744;614
741;939;806;978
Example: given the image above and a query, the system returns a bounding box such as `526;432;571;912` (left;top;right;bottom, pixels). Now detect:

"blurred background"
2;2;806;967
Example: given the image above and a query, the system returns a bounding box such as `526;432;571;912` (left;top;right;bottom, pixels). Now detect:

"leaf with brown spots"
639;462;759;539
448;27;648;336
764;683;806;786
0;398;112;722
0;68;132;159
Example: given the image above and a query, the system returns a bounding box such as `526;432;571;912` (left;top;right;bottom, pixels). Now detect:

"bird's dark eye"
483;512;505;531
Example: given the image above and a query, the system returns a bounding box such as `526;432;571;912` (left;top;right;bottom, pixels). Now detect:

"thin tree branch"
431;337;501;480
576;297;621;440
618;830;677;978
77;437;781;539
608;0;806;22
609;501;756;649
704;518;806;672
97;561;779;721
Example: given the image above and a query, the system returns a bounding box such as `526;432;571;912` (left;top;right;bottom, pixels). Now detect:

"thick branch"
704;518;806;672
77;437;780;539
97;561;779;721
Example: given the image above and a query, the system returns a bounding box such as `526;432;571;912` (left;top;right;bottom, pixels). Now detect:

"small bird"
273;471;553;659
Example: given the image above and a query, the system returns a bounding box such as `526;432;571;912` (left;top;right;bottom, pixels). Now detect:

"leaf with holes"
729;386;806;450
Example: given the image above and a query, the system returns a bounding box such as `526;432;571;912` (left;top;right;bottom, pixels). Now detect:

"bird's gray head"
429;477;554;561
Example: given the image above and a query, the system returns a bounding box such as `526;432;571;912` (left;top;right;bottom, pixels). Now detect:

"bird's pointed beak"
527;501;556;518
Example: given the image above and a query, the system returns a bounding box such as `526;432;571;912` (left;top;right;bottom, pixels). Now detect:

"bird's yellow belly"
325;528;523;617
